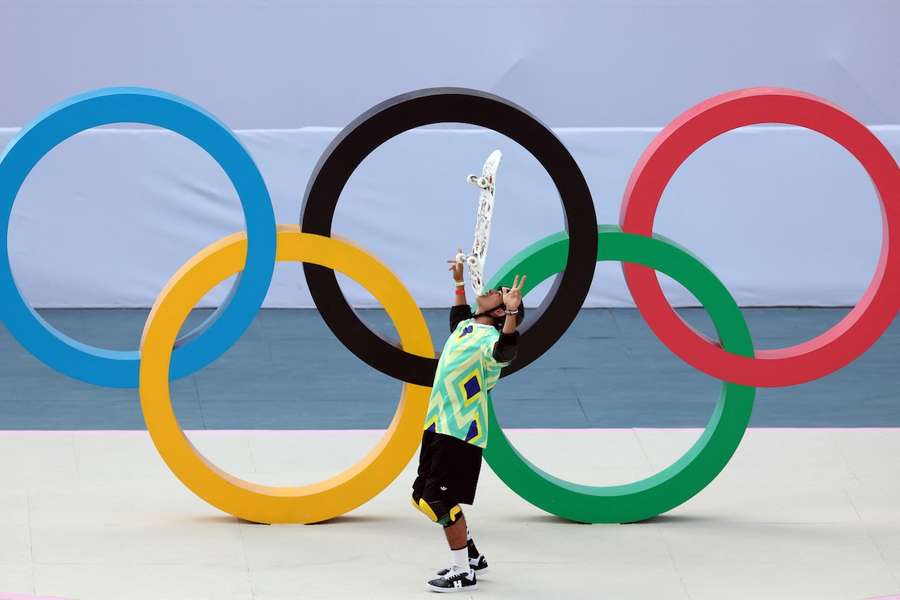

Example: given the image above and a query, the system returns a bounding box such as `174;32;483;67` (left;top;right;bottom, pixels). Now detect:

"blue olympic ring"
0;88;276;388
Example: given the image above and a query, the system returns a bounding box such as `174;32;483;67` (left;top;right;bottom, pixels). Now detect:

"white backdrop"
3;0;899;128
4;125;898;308
2;0;899;308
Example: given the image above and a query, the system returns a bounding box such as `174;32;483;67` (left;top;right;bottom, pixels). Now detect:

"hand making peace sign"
502;275;526;311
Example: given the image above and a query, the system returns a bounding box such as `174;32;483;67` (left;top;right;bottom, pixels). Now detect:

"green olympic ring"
483;225;756;523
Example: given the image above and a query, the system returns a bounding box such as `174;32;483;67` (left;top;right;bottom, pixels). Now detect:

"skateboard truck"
467;174;490;189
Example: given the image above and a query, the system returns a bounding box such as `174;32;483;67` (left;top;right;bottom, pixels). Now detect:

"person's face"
476;287;508;317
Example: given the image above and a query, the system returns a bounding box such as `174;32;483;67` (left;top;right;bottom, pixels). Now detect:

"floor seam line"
237;519;255;599
631;428;652;465
26;489;35;595
192;375;208;431
607;308;636;360
657;525;695;600
845;487;900;588
561;366;591;425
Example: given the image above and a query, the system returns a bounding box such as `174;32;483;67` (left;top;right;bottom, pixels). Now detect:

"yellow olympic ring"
139;225;434;524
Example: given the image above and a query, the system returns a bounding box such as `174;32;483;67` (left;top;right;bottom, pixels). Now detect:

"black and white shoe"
426;565;477;593
436;554;488;577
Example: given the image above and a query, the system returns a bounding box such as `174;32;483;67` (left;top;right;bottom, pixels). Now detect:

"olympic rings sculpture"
1;86;898;525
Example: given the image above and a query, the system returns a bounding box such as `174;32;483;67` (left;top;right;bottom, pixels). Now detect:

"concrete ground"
1;308;899;599
0;428;898;600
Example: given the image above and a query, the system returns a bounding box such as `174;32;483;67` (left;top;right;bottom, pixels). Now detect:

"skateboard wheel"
467;174;489;189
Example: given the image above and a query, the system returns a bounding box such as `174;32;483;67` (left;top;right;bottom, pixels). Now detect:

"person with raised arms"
411;252;525;593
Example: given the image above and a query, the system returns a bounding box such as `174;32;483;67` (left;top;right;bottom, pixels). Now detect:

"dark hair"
492;301;525;330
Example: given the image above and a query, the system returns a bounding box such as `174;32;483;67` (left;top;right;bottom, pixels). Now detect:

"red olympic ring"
620;88;900;387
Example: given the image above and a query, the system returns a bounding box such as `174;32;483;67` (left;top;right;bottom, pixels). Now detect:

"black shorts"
412;430;483;507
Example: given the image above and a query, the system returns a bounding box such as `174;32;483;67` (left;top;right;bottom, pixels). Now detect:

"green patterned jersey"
424;318;510;448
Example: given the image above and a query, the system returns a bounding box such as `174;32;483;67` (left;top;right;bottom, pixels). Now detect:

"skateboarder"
411;252;525;592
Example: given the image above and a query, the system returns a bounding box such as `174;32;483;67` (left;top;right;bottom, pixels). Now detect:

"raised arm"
492;274;526;363
448;250;473;331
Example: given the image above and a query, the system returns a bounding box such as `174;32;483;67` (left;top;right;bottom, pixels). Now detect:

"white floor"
0;428;898;600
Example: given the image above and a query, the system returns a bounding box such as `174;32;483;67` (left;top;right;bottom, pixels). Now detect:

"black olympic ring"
300;88;599;386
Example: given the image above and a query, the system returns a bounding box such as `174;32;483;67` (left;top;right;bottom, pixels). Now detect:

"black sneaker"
426;566;477;593
437;554;488;577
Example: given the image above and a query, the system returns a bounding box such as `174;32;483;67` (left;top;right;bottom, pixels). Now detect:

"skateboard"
456;149;502;296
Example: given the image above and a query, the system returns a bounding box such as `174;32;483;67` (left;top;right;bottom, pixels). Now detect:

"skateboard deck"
456;149;502;296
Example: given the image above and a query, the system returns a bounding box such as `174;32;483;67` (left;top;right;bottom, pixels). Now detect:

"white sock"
451;547;470;573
